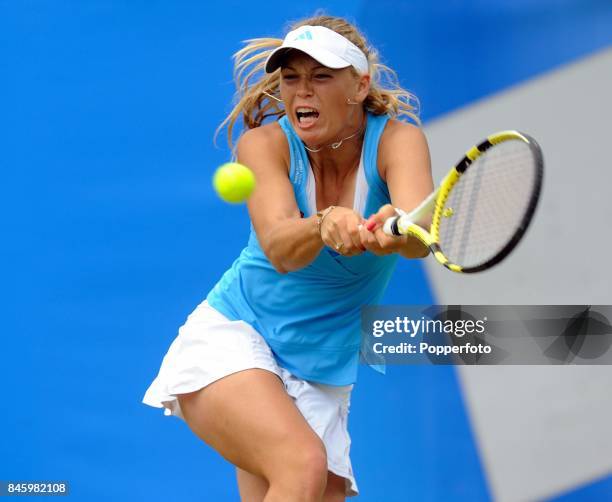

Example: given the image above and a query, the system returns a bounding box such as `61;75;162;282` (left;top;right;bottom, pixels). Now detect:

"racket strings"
437;140;538;269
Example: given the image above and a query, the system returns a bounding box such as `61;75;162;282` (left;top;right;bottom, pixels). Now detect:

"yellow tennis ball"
212;162;255;203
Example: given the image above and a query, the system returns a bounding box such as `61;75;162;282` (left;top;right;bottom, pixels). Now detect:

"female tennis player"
143;14;433;502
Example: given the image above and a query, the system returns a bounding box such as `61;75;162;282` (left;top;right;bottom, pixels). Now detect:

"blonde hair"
216;14;421;149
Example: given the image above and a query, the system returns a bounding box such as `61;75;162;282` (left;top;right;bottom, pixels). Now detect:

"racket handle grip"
383;216;401;236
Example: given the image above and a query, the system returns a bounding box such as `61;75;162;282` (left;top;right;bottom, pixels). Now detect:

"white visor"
265;25;369;75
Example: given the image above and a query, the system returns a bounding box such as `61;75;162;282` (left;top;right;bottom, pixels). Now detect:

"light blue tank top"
206;112;398;385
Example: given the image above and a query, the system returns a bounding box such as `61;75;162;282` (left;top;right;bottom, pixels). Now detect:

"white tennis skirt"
142;300;358;497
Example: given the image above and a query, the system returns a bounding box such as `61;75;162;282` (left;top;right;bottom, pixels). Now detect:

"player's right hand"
319;206;367;256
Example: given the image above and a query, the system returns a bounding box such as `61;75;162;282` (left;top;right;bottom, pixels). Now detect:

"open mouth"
295;107;320;127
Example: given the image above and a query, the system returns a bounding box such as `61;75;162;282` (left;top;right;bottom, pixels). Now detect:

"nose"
296;76;314;98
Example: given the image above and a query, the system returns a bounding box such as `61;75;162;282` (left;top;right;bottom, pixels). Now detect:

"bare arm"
237;125;323;273
361;121;434;259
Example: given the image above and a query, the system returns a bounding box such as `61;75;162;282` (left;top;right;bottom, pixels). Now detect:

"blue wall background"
1;1;611;500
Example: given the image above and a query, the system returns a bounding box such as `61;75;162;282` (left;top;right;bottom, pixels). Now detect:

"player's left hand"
360;204;430;258
359;204;404;256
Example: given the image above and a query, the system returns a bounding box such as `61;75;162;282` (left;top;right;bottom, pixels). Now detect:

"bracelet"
316;206;336;236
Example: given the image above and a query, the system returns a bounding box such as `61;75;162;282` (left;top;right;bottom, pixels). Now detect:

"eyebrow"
282;65;329;71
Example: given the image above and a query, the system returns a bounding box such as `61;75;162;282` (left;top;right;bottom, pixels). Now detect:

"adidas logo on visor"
293;30;313;41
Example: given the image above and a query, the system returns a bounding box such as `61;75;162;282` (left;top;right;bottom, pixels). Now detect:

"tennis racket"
383;130;543;273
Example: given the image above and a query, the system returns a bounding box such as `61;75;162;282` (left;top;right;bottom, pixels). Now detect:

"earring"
263;91;283;103
347;98;359;105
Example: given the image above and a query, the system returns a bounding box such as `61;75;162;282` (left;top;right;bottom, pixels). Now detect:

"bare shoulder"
379;119;428;154
377;119;430;181
238;121;287;145
236;122;290;171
